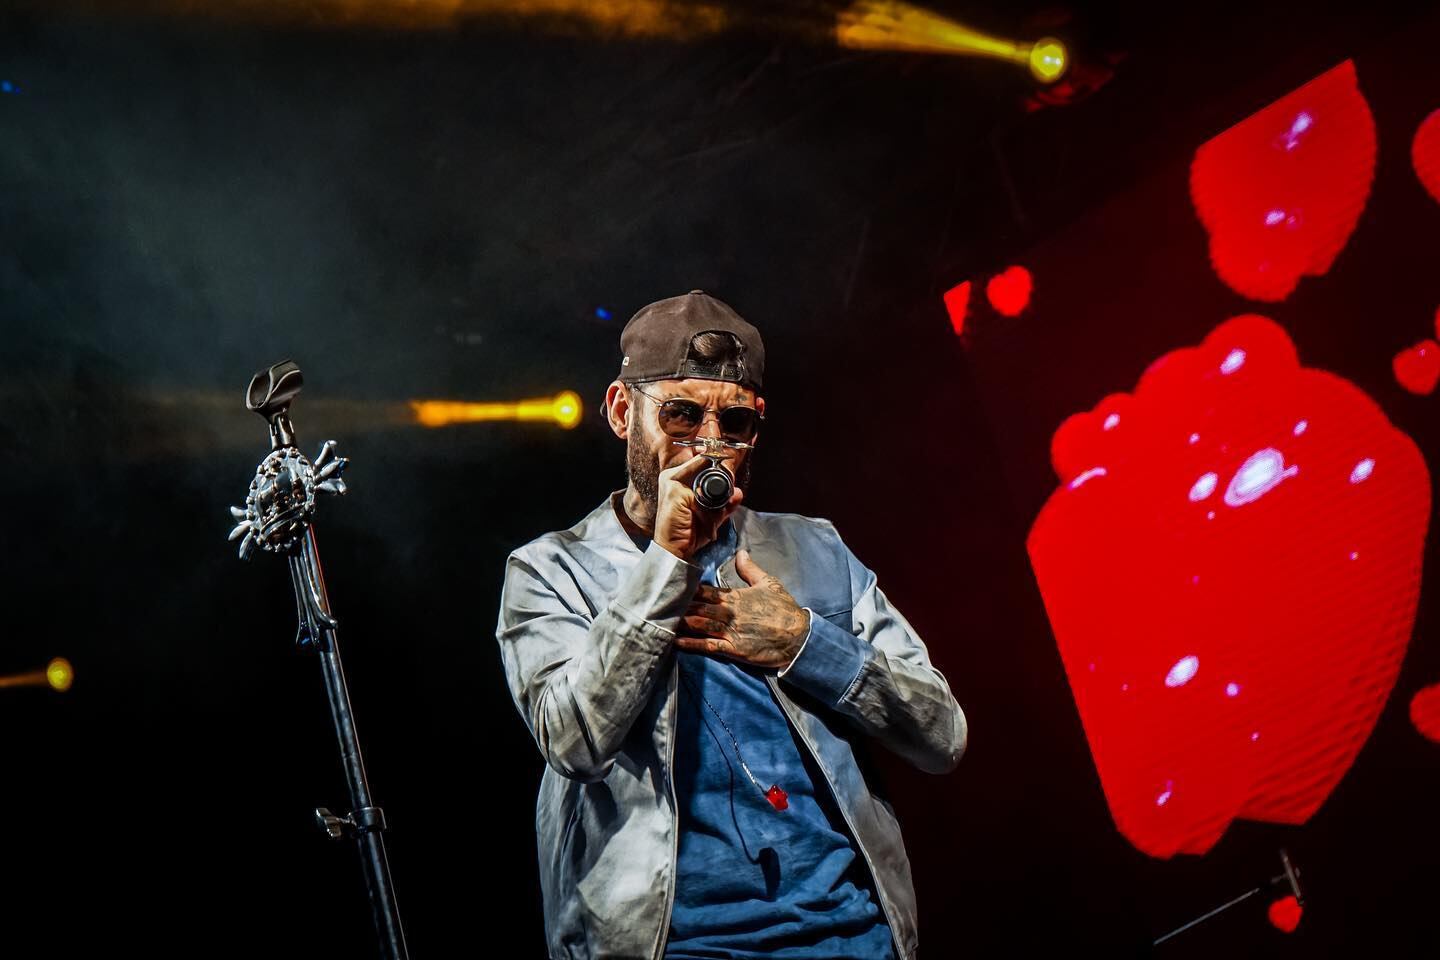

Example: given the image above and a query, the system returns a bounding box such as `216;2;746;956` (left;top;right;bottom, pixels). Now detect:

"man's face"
619;378;763;511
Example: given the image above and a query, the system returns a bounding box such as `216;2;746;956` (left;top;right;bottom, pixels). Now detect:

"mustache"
626;435;753;509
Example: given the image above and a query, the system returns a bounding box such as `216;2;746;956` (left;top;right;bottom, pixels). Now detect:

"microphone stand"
227;360;409;960
1152;848;1303;947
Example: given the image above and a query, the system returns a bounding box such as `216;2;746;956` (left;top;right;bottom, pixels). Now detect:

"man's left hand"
676;549;810;670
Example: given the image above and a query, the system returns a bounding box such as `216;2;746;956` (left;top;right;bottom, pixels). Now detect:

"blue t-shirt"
663;526;895;959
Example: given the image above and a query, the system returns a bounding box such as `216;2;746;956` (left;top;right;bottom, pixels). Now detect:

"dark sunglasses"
629;384;764;442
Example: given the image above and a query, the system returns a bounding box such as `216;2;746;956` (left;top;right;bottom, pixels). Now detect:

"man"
496;290;967;959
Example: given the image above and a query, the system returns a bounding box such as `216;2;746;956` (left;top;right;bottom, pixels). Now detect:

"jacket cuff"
777;609;869;706
609;540;702;632
776;608;814;680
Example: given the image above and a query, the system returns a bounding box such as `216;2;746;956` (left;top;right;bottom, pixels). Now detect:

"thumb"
735;548;769;586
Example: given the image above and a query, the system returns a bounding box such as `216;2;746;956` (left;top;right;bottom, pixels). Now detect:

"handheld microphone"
674;437;751;511
693;456;734;511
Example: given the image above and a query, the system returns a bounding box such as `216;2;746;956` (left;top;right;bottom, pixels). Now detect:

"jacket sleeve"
777;523;967;774
496;539;700;782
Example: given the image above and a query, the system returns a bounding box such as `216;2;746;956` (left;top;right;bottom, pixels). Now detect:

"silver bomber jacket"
496;494;968;959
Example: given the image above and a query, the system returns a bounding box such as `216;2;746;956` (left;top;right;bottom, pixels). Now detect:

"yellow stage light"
410;390;584;429
0;657;75;692
836;1;1067;84
46;658;74;693
1027;37;1068;83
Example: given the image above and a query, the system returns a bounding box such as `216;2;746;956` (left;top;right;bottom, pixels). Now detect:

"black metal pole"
297;529;408;959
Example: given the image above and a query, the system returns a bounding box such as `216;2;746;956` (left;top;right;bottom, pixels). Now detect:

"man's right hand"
654;455;743;561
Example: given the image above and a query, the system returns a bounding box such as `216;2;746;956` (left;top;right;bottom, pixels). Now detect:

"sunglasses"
629;384;763;443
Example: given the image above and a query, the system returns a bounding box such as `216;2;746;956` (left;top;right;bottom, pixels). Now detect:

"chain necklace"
678;663;789;812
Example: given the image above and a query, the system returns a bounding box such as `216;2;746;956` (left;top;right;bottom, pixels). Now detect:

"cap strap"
678;358;747;382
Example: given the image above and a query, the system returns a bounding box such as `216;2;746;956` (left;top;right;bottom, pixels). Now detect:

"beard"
626;427;662;512
625;414;753;514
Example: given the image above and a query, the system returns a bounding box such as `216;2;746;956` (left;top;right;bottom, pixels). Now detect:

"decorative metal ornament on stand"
228;360;409;960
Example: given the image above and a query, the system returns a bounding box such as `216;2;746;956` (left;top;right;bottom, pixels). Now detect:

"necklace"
678;664;789;812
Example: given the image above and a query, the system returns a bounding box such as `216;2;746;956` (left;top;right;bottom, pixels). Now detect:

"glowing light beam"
836;2;1066;83
411;390;583;429
0;657;75;693
62;1;1066;83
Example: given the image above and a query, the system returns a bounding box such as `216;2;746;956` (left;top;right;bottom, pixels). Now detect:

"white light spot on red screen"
1226;682;1241;697
1221;349;1247;374
1350;458;1375;483
1224;448;1298;506
1189;472;1219;502
1068;467;1108;490
1166;656;1200;688
1279;112;1314;152
1103;413;1120;431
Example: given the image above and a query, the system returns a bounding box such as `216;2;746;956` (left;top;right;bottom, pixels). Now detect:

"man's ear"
604;381;631;439
751;394;765;447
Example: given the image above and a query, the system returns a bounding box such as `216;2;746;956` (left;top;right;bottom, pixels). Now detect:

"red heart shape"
1267;895;1303;934
1191;61;1376;302
1393;339;1440;395
1410;684;1440;743
1028;315;1431;858
986;266;1032;317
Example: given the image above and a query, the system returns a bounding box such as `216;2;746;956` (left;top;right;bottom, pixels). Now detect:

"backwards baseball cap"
617;290;765;390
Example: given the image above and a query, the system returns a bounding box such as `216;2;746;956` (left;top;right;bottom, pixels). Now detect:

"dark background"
1;1;1436;956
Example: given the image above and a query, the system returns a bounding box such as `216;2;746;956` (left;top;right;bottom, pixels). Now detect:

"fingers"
724;489;744;512
685;601;730;622
654;456;712;559
693;584;728;604
680;614;728;637
662;455;710;484
735;548;771;587
675;635;735;657
718;486;744;524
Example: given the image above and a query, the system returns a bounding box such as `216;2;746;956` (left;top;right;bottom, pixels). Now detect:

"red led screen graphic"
1411;685;1440;744
1027;315;1431;858
986;266;1033;317
943;280;971;335
1393;339;1440;396
1268;895;1303;934
1415;109;1440;205
1190;61;1376;303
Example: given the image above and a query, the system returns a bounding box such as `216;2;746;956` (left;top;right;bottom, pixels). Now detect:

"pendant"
765;784;789;811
